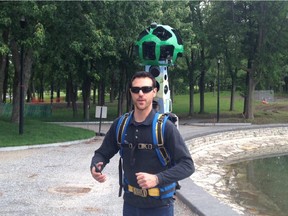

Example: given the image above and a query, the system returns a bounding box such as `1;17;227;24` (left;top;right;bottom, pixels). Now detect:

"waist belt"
127;185;160;197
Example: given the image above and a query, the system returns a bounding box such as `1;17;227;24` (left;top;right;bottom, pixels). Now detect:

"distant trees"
0;1;288;122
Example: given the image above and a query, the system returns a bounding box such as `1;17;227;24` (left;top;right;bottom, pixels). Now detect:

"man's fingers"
136;172;158;189
95;162;103;173
92;168;106;182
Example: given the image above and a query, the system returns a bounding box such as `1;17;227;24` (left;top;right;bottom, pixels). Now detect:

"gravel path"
0;136;197;216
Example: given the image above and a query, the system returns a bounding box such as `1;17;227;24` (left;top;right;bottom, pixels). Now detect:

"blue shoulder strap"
152;113;170;167
116;112;133;156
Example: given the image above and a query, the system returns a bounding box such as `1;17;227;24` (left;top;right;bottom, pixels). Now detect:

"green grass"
39;91;243;122
1;91;287;148
0;119;95;147
173;92;288;124
172;91;243;114
39;102;119;122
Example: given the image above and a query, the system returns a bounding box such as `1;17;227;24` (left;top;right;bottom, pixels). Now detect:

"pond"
226;155;288;216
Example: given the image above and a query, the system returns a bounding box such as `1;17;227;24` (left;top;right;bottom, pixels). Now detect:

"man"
91;71;195;216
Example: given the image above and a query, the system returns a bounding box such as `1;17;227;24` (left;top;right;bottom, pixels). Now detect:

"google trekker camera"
135;22;184;114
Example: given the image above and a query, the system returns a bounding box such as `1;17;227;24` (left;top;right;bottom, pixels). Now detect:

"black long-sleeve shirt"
91;109;195;208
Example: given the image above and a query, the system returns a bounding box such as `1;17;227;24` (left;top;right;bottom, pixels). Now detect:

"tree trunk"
56;88;60;102
109;72;115;103
2;55;9;103
244;3;266;119
66;79;71;107
124;67;130;113
98;80;105;106
244;60;255;119
0;30;9;103
67;72;77;117
185;54;195;116
39;71;44;102
245;69;255;119
10;40;33;123
71;86;77;118
82;74;91;121
0;55;7;103
229;68;237;111
92;83;96;105
199;70;205;114
117;89;123;116
189;80;195;116
117;63;126;116
199;48;205;114
50;82;54;103
71;84;77;118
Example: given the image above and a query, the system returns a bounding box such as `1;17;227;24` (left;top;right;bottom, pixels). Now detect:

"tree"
206;1;244;112
187;1;210;114
6;2;45;123
2;1;288;123
0;4;10;103
104;1;163;115
238;1;288;119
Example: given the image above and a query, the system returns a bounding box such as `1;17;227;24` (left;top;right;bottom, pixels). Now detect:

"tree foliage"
1;1;288;122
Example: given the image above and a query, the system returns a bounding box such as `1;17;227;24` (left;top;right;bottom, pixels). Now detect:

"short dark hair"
130;71;156;88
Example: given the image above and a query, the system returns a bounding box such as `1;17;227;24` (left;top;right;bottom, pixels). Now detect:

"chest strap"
121;142;154;150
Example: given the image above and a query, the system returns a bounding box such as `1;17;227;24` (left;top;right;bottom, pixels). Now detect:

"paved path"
1;121;288;216
0;123;196;216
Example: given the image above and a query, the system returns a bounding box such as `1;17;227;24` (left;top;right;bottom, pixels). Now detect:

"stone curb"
182;124;288;216
177;178;240;216
0;137;95;152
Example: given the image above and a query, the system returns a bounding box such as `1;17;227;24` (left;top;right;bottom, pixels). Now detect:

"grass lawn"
1;91;287;148
0;118;95;147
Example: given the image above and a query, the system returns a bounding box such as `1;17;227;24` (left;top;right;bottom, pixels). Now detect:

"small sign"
95;106;107;118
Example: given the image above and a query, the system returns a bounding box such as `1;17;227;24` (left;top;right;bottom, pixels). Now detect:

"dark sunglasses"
130;86;154;94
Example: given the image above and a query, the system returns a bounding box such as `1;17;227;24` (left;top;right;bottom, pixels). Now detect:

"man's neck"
133;108;152;122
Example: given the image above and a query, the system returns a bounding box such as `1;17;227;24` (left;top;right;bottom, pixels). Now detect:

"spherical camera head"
135;23;183;67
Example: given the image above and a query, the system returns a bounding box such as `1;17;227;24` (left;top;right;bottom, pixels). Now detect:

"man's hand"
136;172;159;189
91;162;107;183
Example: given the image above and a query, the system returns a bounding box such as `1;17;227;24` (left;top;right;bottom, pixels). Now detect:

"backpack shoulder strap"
116;112;133;146
152;113;171;166
116;112;133;197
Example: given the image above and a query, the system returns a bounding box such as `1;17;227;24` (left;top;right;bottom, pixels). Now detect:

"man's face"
130;77;157;111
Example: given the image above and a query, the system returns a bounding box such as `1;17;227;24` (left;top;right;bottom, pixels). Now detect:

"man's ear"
153;88;157;95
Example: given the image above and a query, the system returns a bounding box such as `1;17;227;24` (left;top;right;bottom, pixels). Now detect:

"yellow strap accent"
159;115;164;144
148;187;160;196
128;185;160;197
156;114;170;165
155;113;163;144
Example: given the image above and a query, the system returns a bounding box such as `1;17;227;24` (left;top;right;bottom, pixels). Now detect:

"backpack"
116;111;180;198
116;111;178;166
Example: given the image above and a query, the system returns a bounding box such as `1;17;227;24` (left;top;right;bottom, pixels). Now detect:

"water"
225;155;288;216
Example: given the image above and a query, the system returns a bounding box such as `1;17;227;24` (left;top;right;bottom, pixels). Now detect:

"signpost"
95;106;107;136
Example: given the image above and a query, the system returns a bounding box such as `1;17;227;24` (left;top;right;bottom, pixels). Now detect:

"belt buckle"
133;187;148;197
138;143;153;150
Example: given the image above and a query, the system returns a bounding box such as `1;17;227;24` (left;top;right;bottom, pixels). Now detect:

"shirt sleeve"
156;120;195;185
90;119;120;170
